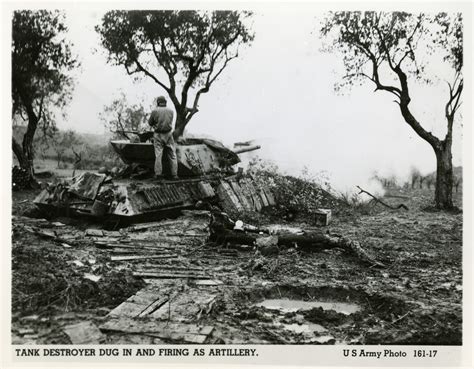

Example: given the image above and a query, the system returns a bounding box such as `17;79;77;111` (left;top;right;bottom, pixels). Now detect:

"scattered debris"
209;213;384;267
12;173;462;345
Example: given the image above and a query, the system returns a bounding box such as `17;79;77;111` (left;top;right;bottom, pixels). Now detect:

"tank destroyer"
33;133;274;225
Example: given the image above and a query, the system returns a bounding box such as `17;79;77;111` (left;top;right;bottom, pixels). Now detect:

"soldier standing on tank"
148;96;178;180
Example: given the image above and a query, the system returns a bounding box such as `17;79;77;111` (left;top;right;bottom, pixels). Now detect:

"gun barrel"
233;145;261;154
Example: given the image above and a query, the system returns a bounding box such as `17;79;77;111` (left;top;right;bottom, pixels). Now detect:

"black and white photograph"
2;1;472;367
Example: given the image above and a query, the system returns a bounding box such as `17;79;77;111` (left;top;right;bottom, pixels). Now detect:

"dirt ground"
11;186;463;345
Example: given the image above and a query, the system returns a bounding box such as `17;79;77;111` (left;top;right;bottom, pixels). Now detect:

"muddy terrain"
11;187;462;345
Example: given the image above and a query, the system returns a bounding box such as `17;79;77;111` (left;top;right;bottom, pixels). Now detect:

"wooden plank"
85;229;104;237
100;318;213;344
96;242;177;250
107;302;148;318
100;247;180;254
238;179;259;211
167;332;208;344
263;186;276;206
128;291;162;306
216;181;243;213
199;326;214;336
150;290;216;320
135;266;205;273
133;272;210;279
258;189;269;207
100;319;187;333
127;221;168;232
241;178;263;211
229;180;252;211
194;279;223;286
223;181;244;212
110;255;177;262
137;297;170;317
63;321;105;344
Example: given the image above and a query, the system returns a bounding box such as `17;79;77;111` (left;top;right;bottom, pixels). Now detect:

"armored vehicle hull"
110;137;241;177
33;136;271;224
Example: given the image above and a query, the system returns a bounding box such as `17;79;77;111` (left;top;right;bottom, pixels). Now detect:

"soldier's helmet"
157;96;167;105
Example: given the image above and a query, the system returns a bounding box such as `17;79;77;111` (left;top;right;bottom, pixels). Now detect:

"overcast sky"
59;7;463;192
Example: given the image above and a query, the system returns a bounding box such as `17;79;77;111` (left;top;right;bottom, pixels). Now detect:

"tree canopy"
321;12;462;93
12;10;79;176
12;10;78;129
96;10;254;137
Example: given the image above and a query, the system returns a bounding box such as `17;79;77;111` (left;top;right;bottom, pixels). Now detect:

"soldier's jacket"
148;106;174;133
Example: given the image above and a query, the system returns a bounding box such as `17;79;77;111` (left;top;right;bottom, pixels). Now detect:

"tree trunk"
433;142;454;209
12;98;40;187
12;137;29;169
12;134;37;188
173;111;187;139
22;106;39;177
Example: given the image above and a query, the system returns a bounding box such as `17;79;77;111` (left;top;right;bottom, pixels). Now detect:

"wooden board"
63;321;105;344
100;318;213;344
241;178;263;211
133;272;211;279
110;255;177;262
216;181;244;213
263;186;276;206
238;179;260;211
107;301;149;318
150;290;216;321
229;180;252;211
258;189;269;207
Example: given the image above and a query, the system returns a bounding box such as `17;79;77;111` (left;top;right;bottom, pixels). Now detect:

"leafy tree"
99;92;148;139
96;10;254;138
12;10;79;181
321;12;462;209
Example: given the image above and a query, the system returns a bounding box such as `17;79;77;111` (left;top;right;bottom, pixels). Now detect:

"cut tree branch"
356;185;409;210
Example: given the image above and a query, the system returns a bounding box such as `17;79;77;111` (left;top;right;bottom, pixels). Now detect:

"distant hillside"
12;126;112;148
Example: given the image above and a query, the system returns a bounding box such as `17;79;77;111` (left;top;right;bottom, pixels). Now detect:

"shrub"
247;158;346;220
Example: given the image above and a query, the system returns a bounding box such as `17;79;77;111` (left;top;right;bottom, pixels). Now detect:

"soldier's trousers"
153;131;178;177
